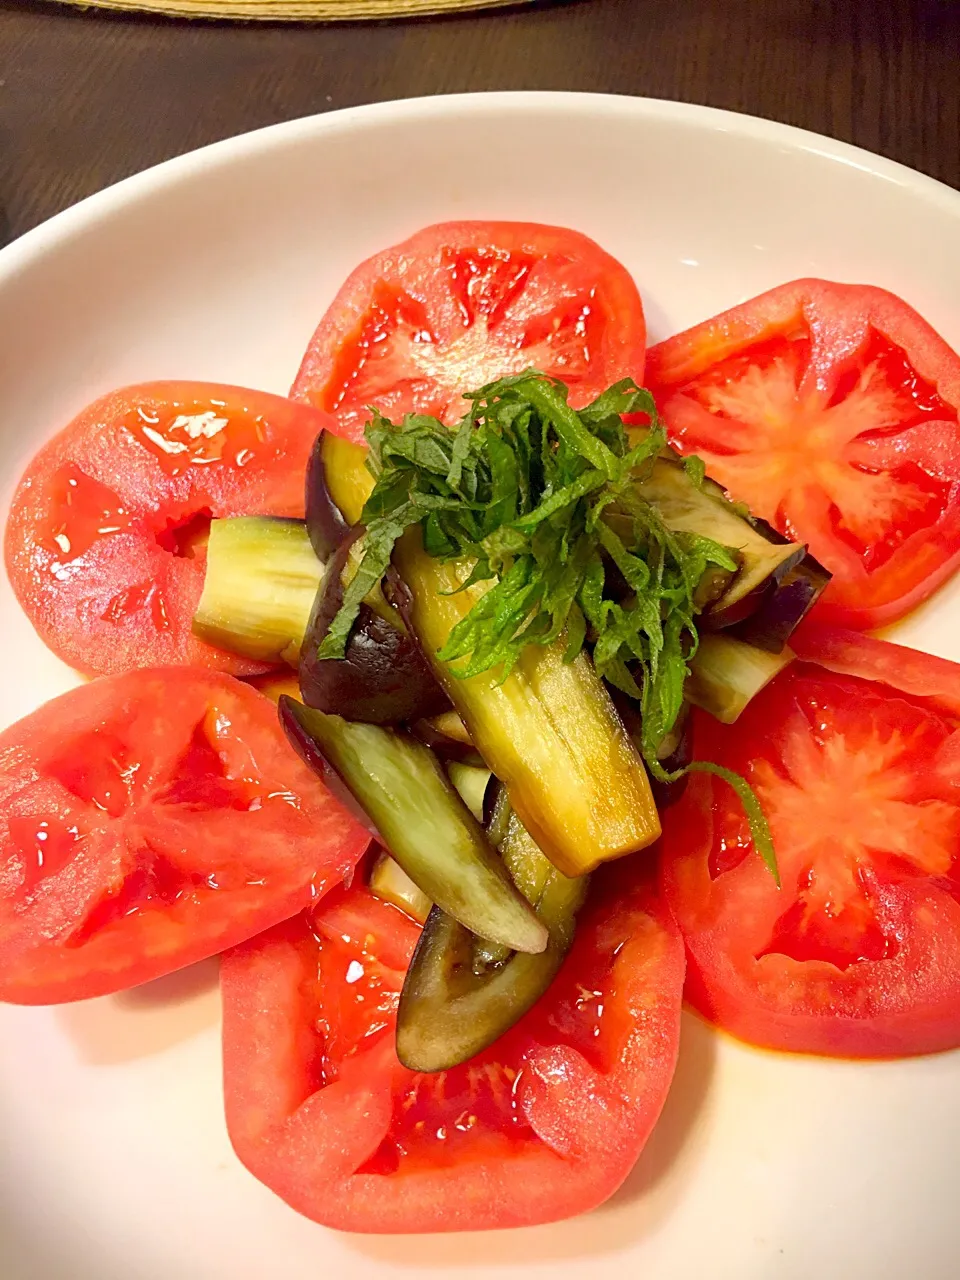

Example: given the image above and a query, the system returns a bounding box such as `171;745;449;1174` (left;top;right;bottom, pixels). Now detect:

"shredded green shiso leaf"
320;371;778;882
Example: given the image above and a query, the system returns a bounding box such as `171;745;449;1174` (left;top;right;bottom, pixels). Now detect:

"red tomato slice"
221;864;683;1232
660;642;960;1056
646;281;960;629
290;221;647;439
791;619;960;715
4;382;327;678
0;669;368;1004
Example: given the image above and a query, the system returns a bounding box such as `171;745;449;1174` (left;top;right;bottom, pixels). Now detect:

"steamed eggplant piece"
299;529;449;724
306;432;374;558
278;696;547;955
305;432;350;560
410;710;484;766
367;768;503;925
396;799;587;1073
628;458;807;616
192;517;323;664
686;633;794;724
614;695;693;810
729;554;831;653
369;852;432;924
393;537;661;879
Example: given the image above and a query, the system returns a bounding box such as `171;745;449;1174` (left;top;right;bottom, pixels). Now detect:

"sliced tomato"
290;221;647;439
221;863;683;1233
791;619;960;715
0;669;368;1004
646;280;960;629
660;637;960;1056
4;382;327;678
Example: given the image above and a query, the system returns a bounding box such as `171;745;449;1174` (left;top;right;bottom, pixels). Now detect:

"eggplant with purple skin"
614;694;693;810
299;528;449;724
728;548;831;654
410;710;485;765
305;432;350;560
278;695;547;955
396;786;587;1073
608;457;830;649
306;432;375;559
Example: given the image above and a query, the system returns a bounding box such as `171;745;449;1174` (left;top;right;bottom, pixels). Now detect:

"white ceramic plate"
1;92;959;1280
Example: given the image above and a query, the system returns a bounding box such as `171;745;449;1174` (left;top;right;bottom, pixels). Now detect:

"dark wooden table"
1;0;958;244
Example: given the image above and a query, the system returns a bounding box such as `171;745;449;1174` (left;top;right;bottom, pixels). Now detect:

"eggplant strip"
396;789;587;1073
279;696;547;955
626;458;806;614
391;536;661;878
369;852;432;924
192;517;323;664
686;633;794;723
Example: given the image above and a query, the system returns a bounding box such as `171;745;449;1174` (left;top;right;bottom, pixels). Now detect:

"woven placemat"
59;0;529;18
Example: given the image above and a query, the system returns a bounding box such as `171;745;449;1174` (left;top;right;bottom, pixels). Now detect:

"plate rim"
3;90;960;290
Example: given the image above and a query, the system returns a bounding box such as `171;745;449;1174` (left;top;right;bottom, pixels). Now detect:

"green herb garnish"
321;371;778;879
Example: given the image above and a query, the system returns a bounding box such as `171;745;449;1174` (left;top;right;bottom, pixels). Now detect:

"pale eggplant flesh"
278;696;548;956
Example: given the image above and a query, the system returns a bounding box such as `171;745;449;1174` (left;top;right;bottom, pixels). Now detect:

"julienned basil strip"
688;762;778;885
648;755;779;885
319;369;779;882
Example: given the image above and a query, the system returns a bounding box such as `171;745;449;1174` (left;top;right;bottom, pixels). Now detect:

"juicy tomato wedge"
221;864;683;1233
660;629;960;1056
290;221;647;439
0;669;368;1004
646;280;960;629
4;382;327;678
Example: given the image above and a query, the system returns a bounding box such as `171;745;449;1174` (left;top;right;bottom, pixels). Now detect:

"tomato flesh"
647;280;960;629
0;669;369;1003
221;863;683;1232
291;222;647;438
4;382;328;677
661;656;960;1056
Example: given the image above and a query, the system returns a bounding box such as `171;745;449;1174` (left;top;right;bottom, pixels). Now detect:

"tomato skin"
290;221;647;439
4;383;329;678
661;648;960;1057
0;670;369;1004
221;864;683;1233
646;280;960;630
791;619;960;715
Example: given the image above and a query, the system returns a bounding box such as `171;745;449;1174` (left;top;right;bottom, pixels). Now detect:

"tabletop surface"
1;0;959;245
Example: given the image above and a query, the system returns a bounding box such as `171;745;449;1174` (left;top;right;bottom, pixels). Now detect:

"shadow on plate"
347;1009;717;1266
55;956;221;1066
